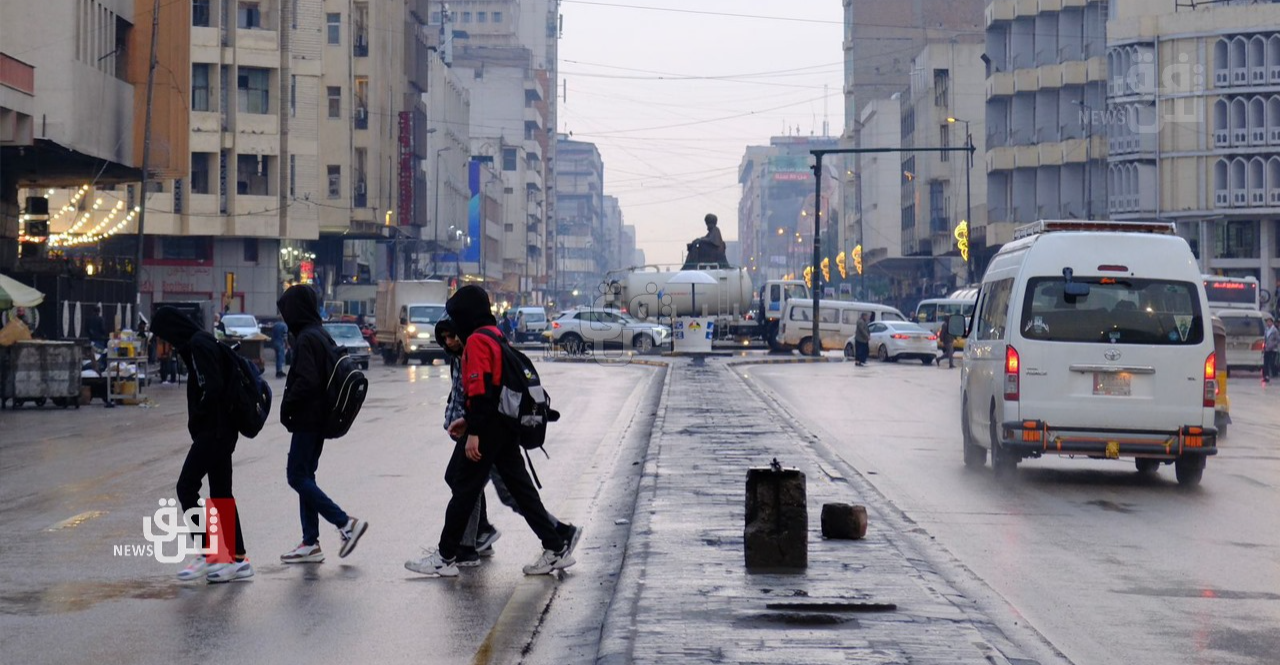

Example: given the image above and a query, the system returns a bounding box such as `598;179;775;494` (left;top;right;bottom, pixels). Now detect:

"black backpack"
474;328;560;451
219;342;273;439
303;328;369;439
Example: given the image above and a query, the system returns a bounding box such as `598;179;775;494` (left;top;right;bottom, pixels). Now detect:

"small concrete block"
821;503;867;540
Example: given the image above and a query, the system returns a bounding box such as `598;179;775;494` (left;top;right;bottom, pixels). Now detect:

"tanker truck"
601;265;808;349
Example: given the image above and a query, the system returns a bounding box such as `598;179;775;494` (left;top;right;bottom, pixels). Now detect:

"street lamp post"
947;116;974;285
432;146;452;277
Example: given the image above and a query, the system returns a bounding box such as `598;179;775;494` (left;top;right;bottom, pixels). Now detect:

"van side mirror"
946;313;968;338
399;316;408;326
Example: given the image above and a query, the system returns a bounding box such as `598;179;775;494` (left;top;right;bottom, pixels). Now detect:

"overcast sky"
557;1;845;266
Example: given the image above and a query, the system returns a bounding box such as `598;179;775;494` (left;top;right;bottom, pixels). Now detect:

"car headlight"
416;332;430;339
362;347;372;355
407;324;417;334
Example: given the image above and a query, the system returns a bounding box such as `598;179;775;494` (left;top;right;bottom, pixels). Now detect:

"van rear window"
1020;277;1204;345
1221;316;1264;337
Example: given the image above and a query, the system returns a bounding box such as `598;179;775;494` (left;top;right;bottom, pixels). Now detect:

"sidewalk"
598;358;1036;665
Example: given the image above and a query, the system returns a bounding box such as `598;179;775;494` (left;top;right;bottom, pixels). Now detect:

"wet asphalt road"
0;357;661;665
746;359;1280;665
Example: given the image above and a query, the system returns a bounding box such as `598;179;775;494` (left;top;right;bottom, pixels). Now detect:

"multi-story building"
602;194;625;274
1;0;140;273
1107;0;1280;298
554;134;602;306
438;0;559;305
899;41;987;297
854;96;904;299
984;0;1110;271
737;137;842;289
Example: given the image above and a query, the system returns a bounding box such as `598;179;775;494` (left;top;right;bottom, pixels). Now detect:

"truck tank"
604;266;754;320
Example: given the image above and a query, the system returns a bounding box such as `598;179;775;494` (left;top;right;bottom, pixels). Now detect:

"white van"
1215;308;1267;373
914;297;977;350
954;220;1218;486
778;300;906;355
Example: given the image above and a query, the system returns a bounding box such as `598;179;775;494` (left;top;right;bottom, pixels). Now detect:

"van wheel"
396;344;409;365
989;404;1018;477
1175;457;1205;487
962;397;987;467
1135;458;1161;475
798;337;816;356
633;334;655;353
877;345;890;362
843;343;855;360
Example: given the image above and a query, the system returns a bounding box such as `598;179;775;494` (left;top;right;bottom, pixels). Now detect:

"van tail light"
1252;339;1265;352
1004;345;1020;401
1203;351;1216;408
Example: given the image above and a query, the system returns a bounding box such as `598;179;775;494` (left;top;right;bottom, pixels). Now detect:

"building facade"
554;135;602;306
1107;0;1280;302
984;0;1110;272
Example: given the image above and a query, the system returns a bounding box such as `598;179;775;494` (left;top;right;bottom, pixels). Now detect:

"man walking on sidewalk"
1264;316;1278;385
406;286;579;578
277;285;368;564
854;312;871;366
151;307;254;583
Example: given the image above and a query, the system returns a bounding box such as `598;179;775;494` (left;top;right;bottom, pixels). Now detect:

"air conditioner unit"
355;182;367;195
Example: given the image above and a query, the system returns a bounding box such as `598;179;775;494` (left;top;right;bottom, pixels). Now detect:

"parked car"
514;306;549;343
1214;308;1267;373
846;320;938;364
544;307;670;354
323;323;372;370
220;314;262;338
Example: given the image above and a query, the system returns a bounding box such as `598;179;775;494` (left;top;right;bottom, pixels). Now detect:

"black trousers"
176;435;247;557
438;429;562;560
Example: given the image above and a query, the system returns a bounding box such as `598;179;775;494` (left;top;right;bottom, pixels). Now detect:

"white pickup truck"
373;280;451;364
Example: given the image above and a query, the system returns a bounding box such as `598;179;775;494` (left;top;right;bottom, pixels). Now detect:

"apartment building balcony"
1014;68;1040;94
986;0;1015;26
236;29;279;53
1014;0;1038;19
1038;0;1063;11
987;146;1018;172
1015;144;1041;168
988;72;1016;100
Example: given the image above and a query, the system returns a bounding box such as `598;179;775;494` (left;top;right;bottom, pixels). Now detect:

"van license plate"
1093;372;1131;396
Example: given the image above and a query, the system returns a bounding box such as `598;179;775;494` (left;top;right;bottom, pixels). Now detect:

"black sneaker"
556;523;583;558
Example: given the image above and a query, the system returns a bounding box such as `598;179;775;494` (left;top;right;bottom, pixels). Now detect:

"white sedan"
544;307;670;354
845;320;939;364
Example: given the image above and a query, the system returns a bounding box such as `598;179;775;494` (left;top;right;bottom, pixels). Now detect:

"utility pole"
133;0;161;325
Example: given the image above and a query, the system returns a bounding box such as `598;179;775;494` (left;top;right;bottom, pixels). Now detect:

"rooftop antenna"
823;84;829;137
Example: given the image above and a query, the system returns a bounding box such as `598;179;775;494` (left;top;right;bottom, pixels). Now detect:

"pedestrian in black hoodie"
151;307;254;583
277;284;369;563
405;286;579;577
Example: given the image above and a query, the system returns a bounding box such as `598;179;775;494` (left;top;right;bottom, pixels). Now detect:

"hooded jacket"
278;285;331;433
445;285;505;439
152;306;236;442
435;315;467;433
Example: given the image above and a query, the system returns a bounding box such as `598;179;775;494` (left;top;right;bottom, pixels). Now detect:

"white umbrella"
74;302;82;337
667;270;718;314
0;273;44;309
62;300;70;338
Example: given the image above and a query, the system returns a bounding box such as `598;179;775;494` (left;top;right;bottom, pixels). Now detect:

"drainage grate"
764;602;898;612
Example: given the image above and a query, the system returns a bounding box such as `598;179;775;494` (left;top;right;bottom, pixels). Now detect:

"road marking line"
45;511;108;532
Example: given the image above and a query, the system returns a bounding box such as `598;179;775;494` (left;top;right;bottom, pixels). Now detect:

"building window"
502;148;518;171
289;74;296;117
462;11;471;22
237;67;270;114
939;124;950;162
244;238;259;263
191;152;213;194
328;165;341;198
933;69;950;108
477;11;486;23
326;13;340;44
193;0;210;26
430;11;440;24
237;154;271;196
159;237;213;261
492;11;502;23
289;155;296;198
238;2;262;29
327;86;341;118
192;64;212;111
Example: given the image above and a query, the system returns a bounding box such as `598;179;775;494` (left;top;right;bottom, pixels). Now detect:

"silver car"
545;308;670;354
323;323;372;370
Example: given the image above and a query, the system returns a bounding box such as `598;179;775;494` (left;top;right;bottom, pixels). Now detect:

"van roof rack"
1013;220;1176;240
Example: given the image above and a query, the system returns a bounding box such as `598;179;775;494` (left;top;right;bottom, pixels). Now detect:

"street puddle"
0;579;182;615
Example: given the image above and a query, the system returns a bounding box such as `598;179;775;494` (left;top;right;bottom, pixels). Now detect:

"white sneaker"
338;517;368;558
280;542;325;563
176;556;210;581
405;549;459;577
207;558;254;583
522;547;576;576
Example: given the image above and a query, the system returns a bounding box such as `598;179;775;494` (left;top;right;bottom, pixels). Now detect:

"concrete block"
744;466;807;570
821;503;867;540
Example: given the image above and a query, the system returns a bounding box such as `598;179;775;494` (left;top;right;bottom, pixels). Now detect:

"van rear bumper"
1000;420;1218;458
